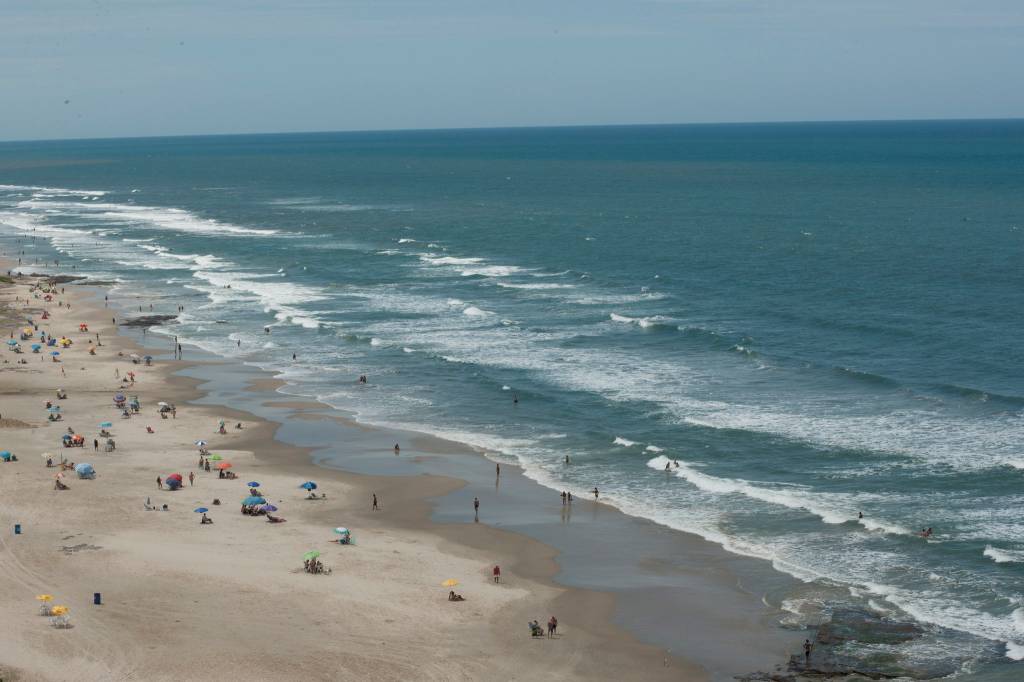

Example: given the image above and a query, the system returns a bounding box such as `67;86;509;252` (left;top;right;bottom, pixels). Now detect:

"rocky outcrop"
119;315;177;328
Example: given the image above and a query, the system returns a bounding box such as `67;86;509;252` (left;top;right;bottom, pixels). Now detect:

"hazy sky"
2;0;1022;140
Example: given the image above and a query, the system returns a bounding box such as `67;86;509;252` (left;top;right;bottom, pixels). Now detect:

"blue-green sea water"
2;121;1022;674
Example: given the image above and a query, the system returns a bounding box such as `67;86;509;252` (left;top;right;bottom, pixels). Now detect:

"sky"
1;0;1023;141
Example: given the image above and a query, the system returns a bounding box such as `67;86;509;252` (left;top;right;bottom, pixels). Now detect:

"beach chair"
38;604;53;616
50;614;71;628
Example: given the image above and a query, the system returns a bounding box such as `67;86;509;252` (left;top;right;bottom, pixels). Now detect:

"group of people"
528;617;558;638
303;558;329;574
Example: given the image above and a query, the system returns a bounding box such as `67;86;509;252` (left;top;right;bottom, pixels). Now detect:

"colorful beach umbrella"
35;594;54;602
208;454;222;461
215;461;232;470
50;351;60;356
48;406;60;413
114;393;125;402
333;527;350;535
194;440;207;446
50;606;68;616
247;481;260;488
99;422;112;429
300;481;317;490
259;504;278;512
6;339;17;346
194;507;209;513
441;579;459;587
31;343;41;350
166;473;183;481
303;550;320;561
243;496;266;506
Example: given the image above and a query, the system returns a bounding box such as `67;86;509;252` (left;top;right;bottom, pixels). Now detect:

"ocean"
2;121;1023;675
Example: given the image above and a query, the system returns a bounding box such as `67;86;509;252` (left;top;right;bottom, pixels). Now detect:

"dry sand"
0;272;703;681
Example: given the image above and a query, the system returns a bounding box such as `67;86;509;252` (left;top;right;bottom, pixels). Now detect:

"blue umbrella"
299;481;317;490
260;504;278;512
194;507;209;513
31;343;41;350
243;496;266;506
247;481;261;488
50;351;60;356
74;463;95;477
99;422;112;429
48;406;61;413
6;340;17;346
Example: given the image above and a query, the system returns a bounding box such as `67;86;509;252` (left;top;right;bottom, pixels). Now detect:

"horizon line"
1;115;1022;146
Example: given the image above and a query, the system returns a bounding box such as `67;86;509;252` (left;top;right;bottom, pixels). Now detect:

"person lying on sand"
448;591;465;602
266;515;286;523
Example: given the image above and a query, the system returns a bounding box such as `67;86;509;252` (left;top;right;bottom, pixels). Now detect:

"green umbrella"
303;550;320;561
208;454;222;461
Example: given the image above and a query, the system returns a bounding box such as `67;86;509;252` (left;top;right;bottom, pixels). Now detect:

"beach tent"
75;463;95;479
300;481;318;490
243;496;266;506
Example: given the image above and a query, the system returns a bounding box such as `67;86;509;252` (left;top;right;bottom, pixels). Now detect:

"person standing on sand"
156;476;162;489
189;471;195;487
93;439;98;451
372;494;379;511
803;639;812;666
473;497;480;517
560;491;567;505
493;565;501;583
592;487;599;499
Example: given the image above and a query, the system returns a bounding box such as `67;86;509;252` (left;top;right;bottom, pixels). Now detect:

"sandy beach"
0;270;719;681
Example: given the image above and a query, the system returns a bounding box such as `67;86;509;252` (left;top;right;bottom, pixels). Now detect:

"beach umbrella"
74;463;95;477
157;401;169;407
99;422;112;429
166;473;183;481
441;579;459;588
300;481;317;490
303;550;320;561
114;393;125;402
48;406;60;413
215;461;232;470
208;454;222;461
243;496;266;506
6;339;17;346
35;594;54;602
40;452;53;460
50;606;68;616
31;343;41;350
0;452;12;462
50;351;60;356
194;440;207;447
247;481;260;488
144;355;153;361
129;353;139;360
194;507;209;513
333;527;350;535
260;504;278;512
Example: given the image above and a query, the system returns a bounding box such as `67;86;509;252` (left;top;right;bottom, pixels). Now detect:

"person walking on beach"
496;462;500;477
473;497;480;518
372;493;379;511
394;443;400;455
156;476;162;489
803;639;812;667
560;491;567;505
592;487;599;500
493;565;501;583
189;471;195;487
93;439;98;451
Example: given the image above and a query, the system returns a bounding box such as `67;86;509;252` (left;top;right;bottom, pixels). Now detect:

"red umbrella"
215;461;232;470
166;473;183;481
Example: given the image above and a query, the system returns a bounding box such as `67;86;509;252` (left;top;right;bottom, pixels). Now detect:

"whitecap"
613;436;638;447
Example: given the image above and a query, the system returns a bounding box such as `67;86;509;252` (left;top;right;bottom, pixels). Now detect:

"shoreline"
105;275;808;674
0;267;777;680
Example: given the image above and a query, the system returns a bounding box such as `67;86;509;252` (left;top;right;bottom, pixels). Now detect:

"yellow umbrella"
441;579;458;588
50;605;68;616
35;594;54;602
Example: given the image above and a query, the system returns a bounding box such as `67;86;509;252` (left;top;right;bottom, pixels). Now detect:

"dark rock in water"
775;608;960;680
25;273;87;284
818;608;922;646
120;315;177;328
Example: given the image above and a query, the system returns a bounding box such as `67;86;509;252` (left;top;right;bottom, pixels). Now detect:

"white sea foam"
984;546;1024;563
397;238;416;243
613;436;638;447
644;445;664;453
496;282;575;290
462;306;492;317
369;337;384;347
420;255;484;266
